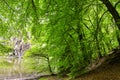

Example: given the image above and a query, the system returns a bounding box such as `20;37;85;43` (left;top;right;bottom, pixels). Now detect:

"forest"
0;0;120;80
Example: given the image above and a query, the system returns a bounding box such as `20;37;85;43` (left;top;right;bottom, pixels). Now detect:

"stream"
0;56;49;80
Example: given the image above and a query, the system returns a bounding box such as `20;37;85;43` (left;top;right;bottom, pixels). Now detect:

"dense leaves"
0;43;12;55
0;0;120;78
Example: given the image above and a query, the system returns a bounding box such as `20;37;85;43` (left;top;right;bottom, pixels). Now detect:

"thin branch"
115;1;120;8
98;10;108;24
2;0;15;12
82;22;90;30
31;0;39;22
88;15;95;28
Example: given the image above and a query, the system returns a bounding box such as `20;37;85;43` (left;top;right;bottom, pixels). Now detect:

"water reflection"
0;57;48;80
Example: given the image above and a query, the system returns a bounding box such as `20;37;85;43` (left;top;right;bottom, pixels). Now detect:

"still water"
0;56;49;80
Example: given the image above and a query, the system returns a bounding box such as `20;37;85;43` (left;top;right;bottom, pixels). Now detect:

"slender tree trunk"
100;0;120;45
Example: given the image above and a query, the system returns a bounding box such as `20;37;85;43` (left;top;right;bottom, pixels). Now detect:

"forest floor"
40;58;120;80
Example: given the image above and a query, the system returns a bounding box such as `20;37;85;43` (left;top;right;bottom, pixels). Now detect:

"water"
0;56;49;80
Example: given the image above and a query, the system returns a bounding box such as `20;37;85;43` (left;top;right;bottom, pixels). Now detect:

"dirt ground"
39;61;120;80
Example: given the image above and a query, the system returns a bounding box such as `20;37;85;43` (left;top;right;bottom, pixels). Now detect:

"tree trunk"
100;0;120;45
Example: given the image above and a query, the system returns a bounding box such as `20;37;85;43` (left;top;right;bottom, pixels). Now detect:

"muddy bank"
39;61;120;80
39;50;120;80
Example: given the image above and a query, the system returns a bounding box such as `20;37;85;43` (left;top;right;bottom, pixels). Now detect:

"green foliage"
0;43;12;55
0;0;120;78
24;43;48;58
25;46;41;57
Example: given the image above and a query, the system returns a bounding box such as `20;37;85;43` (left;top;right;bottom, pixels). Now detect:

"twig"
115;1;120;8
2;0;15;12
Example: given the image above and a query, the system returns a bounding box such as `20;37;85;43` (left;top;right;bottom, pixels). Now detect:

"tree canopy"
0;0;120;78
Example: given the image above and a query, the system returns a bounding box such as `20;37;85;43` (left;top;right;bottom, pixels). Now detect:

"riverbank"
39;58;120;80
